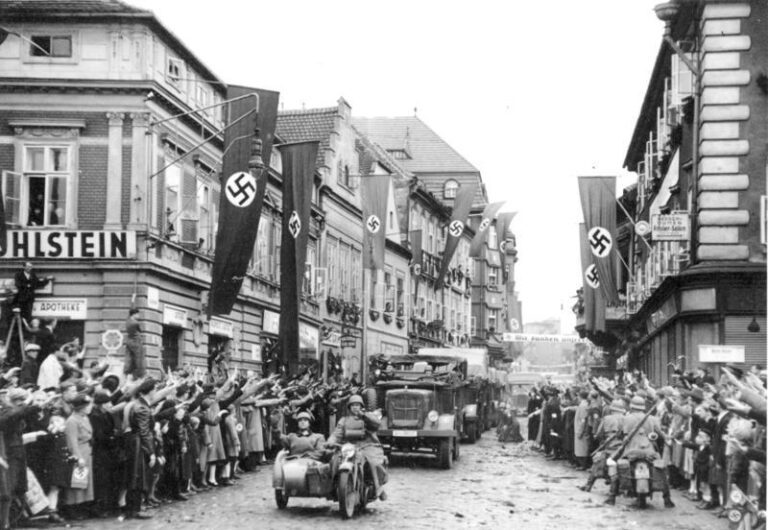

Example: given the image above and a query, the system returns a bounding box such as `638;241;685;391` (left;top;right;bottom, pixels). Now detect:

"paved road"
64;431;727;530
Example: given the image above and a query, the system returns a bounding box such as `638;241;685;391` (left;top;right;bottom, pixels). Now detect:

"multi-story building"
580;0;766;383
0;0;323;373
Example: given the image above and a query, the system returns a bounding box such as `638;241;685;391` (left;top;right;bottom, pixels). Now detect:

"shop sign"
33;298;87;319
208;317;234;338
163;304;187;328
0;230;137;259
322;330;341;348
299;323;319;358
699;344;745;364
147;287;160;310
341;337;357;348
263;310;280;334
502;333;588;343
651;213;689;241
341;325;362;339
251;344;262;362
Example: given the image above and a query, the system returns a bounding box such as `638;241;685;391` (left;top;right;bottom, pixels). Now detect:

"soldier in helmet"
278;411;325;460
326;395;388;501
580;398;625;493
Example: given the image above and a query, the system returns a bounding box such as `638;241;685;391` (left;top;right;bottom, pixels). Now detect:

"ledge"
9;118;86;129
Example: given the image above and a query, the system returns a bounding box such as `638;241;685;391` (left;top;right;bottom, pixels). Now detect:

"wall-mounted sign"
263;310;279;334
299;323;319;360
699;344;745;364
322;330;341;348
147;286;160;310
101;329;124;352
251;344;262;362
0;230;137;258
502;333;588;343
341;337;357;348
208;317;234;338
163;304;187;328
651;213;690;241
33;298;87;319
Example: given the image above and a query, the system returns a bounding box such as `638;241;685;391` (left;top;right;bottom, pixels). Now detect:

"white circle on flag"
412;263;422;276
366;215;381;234
449;220;465;238
499;240;507;252
588;226;613;258
288;211;301;239
225;171;258;208
584;264;600;289
478;218;491;232
510;318;520;331
635;220;651;237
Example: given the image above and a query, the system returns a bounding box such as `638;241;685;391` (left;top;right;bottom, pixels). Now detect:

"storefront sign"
208;317;234;338
341;325;362;339
147;287;160;310
699;344;745;364
651;213;689;241
341;337;357;348
263;310;280;335
322;330;341;348
251;344;262;362
502;333;589;343
0;230;137;259
32;298;87;320
163;304;187;328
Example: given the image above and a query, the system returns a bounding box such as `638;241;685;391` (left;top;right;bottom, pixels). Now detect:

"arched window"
443;179;459;199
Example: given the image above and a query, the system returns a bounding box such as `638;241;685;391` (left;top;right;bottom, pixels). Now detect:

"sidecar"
272;449;334;509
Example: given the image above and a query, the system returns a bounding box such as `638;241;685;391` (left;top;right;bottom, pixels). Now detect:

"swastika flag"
469;201;505;257
435;182;476;290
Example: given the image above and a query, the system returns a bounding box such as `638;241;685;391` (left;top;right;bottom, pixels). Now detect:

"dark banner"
409;229;423;300
209;85;280;316
435;183;476;290
579;222;605;332
362;176;390;270
278;141;319;375
0;177;5;255
469;202;505;257
578;176;620;306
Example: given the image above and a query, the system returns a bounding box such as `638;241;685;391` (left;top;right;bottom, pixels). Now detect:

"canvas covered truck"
367;354;465;469
418;348;491;443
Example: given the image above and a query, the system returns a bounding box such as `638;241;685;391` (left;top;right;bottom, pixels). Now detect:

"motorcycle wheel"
438;438;453;469
337;471;357;519
275;489;289;509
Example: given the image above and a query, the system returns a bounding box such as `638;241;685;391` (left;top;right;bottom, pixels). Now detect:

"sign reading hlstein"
0;230;136;259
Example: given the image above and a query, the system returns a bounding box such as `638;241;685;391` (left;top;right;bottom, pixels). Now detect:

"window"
30;35;72;57
488;226;498;249
327;237;339;295
488;267;498;286
396;273;405;316
384;270;394;312
351;248;362;302
253;215;271;276
9;145;71;227
340;243;350;299
167;57;184;88
164;164;181;234
196;85;212;117
488;310;498;333
443;179;459;199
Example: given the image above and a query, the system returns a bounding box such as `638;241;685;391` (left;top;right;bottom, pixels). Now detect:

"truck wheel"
362;388;379;411
337;471;357;519
275;489;289;509
453;437;460;461
466;422;477;444
438;439;453;469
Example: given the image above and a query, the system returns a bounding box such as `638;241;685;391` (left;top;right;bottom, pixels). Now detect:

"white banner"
33;298;87;319
502;333;588;343
0;230;137;258
699;344;745;364
162;304;187;328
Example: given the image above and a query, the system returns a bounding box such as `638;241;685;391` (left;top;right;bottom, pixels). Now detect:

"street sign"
651;212;689;241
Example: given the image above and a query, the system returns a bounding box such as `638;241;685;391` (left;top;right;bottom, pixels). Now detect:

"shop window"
30;35;72;57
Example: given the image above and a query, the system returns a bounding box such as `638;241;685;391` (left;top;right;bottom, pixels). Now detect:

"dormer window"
167;57;184;88
444;179;459;199
30;35;72;57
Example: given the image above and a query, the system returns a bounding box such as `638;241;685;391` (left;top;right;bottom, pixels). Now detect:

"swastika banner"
361;169;390;270
469;201;505;257
278;141;319;375
579;222;605;332
578;176;620;307
209;85;280;316
435;183;476;290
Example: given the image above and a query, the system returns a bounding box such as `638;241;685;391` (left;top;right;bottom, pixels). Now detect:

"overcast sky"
131;0;665;325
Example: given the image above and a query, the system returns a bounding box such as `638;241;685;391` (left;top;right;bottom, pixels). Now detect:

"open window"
443;179;459;199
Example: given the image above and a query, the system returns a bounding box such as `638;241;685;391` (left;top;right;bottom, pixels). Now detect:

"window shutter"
2;171;22;227
725;316;766;367
156;155;165;230
180;169;198;243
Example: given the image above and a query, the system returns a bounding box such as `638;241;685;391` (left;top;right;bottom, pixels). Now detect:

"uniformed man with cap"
580;398;625;493
278;411;325;460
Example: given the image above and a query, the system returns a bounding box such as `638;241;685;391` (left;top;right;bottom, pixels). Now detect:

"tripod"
4;308;25;366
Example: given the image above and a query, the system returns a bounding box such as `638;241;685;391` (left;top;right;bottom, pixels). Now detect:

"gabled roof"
352;116;479;173
276;107;338;167
0;0;224;91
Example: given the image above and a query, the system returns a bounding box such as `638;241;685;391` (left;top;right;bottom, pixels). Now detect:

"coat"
574;400;590;458
63;412;94;505
126;398;154;492
202;402;226;464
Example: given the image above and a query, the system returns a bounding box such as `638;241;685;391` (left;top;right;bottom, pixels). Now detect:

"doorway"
161;326;182;371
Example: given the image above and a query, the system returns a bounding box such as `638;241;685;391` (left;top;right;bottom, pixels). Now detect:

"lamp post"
654;1;701;266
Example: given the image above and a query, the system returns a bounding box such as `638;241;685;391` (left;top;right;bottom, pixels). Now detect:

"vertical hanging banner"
469;202;505;257
579;222;605;332
435;183;476;290
410;230;423;299
209;86;280;316
496;211;517;282
578;176;620;306
0;177;6;254
278;141;319;375
361;176;390;270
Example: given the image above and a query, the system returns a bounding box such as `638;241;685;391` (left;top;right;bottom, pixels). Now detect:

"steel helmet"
629;396;646;411
609;399;626;413
296;411;312;421
347;395;364;408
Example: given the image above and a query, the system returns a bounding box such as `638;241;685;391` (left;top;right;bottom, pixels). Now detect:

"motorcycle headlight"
427;410;439;423
341;443;356;459
730;489;746;506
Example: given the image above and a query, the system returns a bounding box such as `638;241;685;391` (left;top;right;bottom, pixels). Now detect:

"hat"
347;395;364;408
160;399;177;411
629;396;646;411
101;375;121;393
24;343;41;352
296;411;312;421
609;399;626;413
93;390;111;405
71;394;92;409
137;378;157;395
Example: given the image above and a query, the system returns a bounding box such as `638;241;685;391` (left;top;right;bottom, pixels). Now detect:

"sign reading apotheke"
33;298;87;319
651;213;689;241
208;317;234;338
0;230;137;258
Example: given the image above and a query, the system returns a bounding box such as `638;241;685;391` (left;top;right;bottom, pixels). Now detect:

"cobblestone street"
62;430;728;530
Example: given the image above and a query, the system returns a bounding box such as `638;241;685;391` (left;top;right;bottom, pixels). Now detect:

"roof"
276;107;338;167
0;0;224;91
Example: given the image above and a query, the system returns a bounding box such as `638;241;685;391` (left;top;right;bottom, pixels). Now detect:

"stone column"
104;112;124;229
128;112;150;230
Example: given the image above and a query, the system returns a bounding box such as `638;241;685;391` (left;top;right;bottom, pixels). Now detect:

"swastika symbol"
366;215;381;234
412;263;422;276
449;220;464;238
585;264;600;289
588;226;612;258
225;171;257;208
499;240;507;252
288;211;301;239
510;318;520;331
478;218;491;232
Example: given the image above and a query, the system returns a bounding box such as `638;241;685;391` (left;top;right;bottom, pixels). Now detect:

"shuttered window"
725;316;767;367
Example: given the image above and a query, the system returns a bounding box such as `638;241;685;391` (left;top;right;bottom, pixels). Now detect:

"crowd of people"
521;365;766;515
